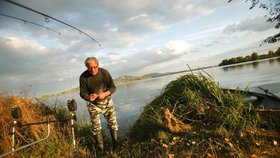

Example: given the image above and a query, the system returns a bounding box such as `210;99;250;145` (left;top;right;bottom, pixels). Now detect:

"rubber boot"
110;129;118;151
94;131;104;158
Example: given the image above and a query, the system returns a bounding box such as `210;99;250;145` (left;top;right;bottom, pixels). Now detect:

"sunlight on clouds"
69;58;78;64
167;3;212;21
4;36;47;53
57;78;64;82
157;40;192;55
140;56;187;74
104;22;119;32
110;27;119;32
102;52;128;66
223;16;273;33
183;25;225;42
128;14;148;21
108;53;121;60
126;13;165;32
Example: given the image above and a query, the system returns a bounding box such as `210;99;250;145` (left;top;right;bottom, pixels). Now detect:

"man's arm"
79;76;90;101
98;69;116;99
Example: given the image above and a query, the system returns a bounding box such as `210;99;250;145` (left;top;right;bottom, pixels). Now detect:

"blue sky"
0;0;279;96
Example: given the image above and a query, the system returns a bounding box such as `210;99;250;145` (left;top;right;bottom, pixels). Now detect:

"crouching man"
79;57;118;157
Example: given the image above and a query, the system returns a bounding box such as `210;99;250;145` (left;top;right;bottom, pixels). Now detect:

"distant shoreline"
40;56;280;99
39;65;217;98
218;47;280;66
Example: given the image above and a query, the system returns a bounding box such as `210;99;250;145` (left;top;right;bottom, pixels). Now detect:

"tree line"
218;47;280;66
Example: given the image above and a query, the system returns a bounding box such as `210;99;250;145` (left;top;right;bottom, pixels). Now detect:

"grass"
123;70;280;157
0;91;90;157
1;70;279;157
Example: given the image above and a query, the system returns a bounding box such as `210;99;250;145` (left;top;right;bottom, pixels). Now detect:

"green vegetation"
1;71;279;157
219;47;280;66
121;71;280;157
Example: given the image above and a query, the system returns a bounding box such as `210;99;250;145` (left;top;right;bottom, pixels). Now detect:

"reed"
125;70;278;157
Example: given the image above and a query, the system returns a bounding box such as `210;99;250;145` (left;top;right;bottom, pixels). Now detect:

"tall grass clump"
126;71;271;157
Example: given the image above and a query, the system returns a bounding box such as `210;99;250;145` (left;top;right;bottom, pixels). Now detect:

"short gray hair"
85;57;99;66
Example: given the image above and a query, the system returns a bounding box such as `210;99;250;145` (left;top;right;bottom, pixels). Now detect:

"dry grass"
0;91;65;154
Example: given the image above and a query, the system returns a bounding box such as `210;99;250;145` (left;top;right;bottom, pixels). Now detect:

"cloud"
104;40;194;77
223;16;275;33
1;0;277;95
156;40;192;55
1;0;224;36
0;34;84;94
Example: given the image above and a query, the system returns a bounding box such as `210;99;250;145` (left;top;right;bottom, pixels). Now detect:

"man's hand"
98;91;110;100
89;93;99;102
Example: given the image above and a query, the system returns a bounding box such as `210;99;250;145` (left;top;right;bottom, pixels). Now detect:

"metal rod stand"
0;119;51;158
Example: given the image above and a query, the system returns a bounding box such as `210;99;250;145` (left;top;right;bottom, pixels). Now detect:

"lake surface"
49;57;280;137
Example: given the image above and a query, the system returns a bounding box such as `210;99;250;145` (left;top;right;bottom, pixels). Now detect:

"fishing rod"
0;13;61;35
258;86;280;100
3;0;101;46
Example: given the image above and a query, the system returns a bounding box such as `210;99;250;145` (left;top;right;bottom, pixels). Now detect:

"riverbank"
123;71;280;157
1;71;279;157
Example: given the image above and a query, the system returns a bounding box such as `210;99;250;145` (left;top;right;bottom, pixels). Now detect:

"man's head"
85;57;99;75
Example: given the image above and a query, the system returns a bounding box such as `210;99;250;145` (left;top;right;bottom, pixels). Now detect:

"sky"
0;0;279;96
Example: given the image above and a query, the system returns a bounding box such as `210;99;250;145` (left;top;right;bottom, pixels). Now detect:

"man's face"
87;61;99;75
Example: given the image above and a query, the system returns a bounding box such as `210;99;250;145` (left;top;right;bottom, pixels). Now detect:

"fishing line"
0;13;61;35
3;0;101;46
65;59;75;100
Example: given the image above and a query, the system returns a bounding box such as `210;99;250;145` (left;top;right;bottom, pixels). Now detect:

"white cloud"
156;40;192;55
223;16;275;33
3;36;47;54
128;14;148;21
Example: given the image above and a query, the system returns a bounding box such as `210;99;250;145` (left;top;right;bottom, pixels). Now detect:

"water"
206;57;280;95
49;57;280;137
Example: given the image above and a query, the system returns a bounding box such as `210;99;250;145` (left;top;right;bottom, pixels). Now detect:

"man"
79;57;118;156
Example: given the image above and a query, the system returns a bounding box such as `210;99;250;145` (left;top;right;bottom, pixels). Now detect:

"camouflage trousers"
87;97;118;135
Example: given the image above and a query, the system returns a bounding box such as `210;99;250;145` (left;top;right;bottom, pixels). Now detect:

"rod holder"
0;119;51;158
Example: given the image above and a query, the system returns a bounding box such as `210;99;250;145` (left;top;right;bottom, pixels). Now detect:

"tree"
219;59;229;66
268;50;275;57
228;0;280;45
244;55;251;61
276;47;280;56
228;57;237;64
251;52;259;60
236;56;244;63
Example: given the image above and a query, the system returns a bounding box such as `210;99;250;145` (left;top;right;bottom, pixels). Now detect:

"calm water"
49;57;280;137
